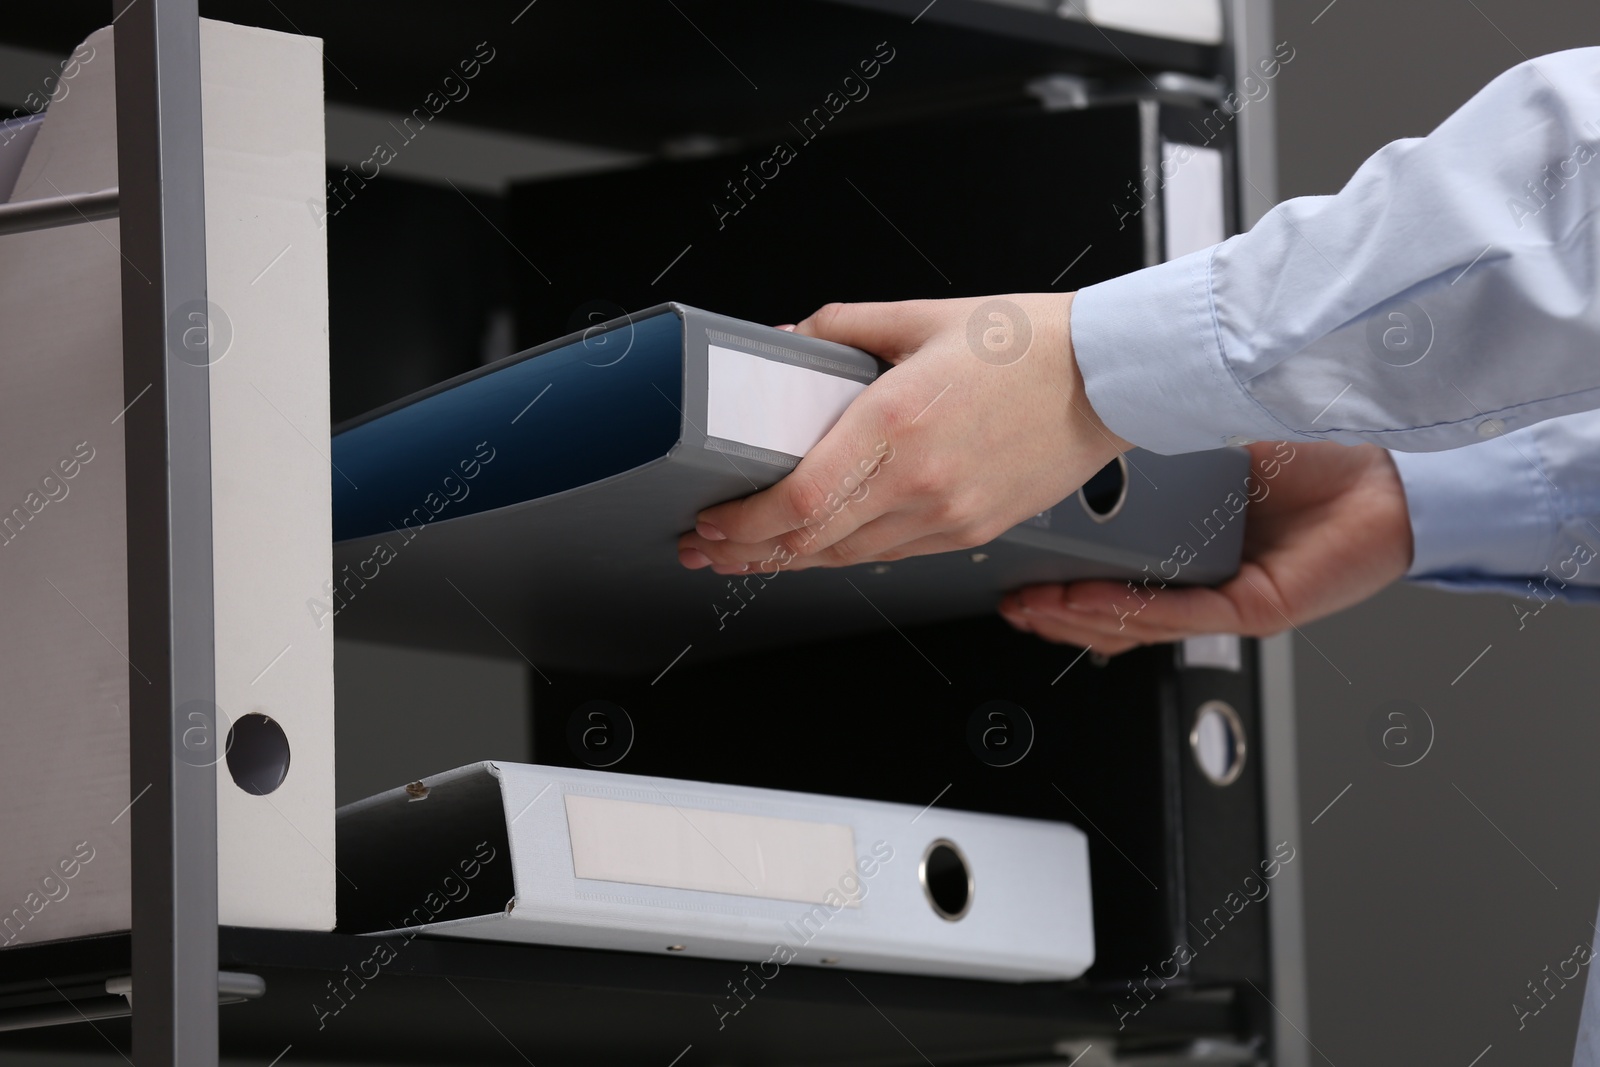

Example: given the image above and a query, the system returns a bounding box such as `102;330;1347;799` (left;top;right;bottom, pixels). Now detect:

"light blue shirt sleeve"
1069;48;1600;597
1072;47;1600;454
1390;412;1600;600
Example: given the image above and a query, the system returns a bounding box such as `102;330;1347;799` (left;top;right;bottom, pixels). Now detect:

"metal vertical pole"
114;0;219;1064
1227;0;1280;227
1257;634;1310;1067
1223;4;1310;1064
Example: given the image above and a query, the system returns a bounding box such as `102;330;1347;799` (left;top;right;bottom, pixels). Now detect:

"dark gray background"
1273;1;1600;1063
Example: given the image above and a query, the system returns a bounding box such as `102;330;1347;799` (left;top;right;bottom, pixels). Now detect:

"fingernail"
679;548;713;569
712;563;750;575
1062;600;1095;613
776;324;796;332
696;520;726;541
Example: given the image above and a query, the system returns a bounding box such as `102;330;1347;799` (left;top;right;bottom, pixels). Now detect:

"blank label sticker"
706;345;867;458
565;793;860;905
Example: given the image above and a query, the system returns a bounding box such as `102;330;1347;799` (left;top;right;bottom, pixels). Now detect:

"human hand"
998;441;1414;653
676;294;1133;574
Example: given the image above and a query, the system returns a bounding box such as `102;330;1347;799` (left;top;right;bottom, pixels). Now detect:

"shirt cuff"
1070;244;1306;455
1390;437;1556;583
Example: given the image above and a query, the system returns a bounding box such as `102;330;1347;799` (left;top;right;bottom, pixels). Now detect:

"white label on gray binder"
564;793;861;906
1161;140;1225;262
706;344;868;458
1181;633;1242;672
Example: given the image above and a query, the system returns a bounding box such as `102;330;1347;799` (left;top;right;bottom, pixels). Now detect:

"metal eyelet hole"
920;839;973;921
1078;455;1129;523
1190;700;1247;786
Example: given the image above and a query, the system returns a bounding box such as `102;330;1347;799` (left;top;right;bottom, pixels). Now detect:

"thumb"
792;300;935;362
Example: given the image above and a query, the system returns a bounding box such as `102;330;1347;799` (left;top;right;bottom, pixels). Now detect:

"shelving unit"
0;1;1303;1064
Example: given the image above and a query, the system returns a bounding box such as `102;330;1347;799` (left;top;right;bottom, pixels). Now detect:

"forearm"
1073;48;1600;455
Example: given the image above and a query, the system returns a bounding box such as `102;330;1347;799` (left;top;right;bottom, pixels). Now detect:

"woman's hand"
998;441;1415;653
676;294;1132;573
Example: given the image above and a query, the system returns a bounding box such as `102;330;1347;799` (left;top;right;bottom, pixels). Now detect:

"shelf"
0;929;1246;1064
0;1;1291;1063
3;0;1219;153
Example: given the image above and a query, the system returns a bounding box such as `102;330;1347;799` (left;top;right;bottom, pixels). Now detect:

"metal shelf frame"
10;1;1302;1063
113;1;220;1065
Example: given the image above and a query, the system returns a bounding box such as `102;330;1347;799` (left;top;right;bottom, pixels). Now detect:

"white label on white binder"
1162;140;1226;262
1083;0;1223;45
706;344;867;458
564;793;861;906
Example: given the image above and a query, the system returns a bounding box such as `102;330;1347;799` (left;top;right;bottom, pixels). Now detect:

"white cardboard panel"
203;16;336;935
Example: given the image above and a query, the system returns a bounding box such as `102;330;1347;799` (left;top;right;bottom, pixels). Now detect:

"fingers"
1012;609;1181;651
998;595;1139;654
999;587;1184;651
792;301;935;361
776;517;969;571
686;301;939;564
1009;617;1140;656
1025;578;1248;637
996;573;1280;654
684;432;899;566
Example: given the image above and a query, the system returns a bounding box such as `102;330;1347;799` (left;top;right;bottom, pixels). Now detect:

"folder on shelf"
504;99;1232;352
328;303;1248;673
0;20;335;946
337;761;1095;982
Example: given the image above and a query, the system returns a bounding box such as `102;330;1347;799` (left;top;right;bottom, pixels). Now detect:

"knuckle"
810;302;851;335
821;538;867;568
967;515;1009;546
905;459;951;498
1236;605;1283;638
1230;582;1288;637
781;470;832;529
875;392;921;435
1245;617;1289;639
776;526;820;562
924;496;961;528
928;488;984;531
949;525;992;551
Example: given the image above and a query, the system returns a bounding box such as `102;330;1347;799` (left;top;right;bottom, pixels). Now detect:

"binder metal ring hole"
666;944;686;952
1190;700;1247;787
1077;455;1129;523
920;840;973;921
225;713;291;796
